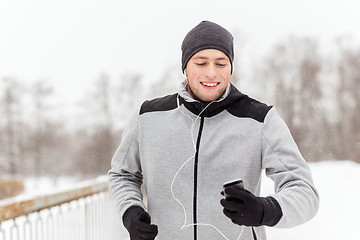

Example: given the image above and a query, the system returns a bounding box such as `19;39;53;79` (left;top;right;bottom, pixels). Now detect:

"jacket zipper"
193;117;204;240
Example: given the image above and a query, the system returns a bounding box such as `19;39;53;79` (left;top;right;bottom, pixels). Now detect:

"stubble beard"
186;84;223;103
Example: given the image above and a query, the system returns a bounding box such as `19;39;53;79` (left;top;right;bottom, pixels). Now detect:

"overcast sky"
1;0;360;105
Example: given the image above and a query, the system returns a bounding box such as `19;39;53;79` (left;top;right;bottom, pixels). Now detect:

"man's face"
185;49;231;102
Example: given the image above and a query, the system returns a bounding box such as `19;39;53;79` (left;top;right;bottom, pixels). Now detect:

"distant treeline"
0;35;359;178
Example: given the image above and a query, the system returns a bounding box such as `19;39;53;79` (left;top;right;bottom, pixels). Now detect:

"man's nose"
205;64;217;79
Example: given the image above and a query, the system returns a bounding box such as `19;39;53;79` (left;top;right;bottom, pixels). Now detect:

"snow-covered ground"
13;160;360;239
22;176;82;196
264;160;360;240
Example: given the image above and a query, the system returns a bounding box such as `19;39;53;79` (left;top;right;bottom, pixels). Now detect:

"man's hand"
123;206;158;240
220;186;283;227
220;187;264;226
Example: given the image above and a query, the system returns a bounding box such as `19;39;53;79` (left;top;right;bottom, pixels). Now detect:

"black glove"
123;206;158;240
220;186;282;227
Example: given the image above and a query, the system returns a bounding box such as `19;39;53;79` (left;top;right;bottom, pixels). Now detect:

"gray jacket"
108;84;319;240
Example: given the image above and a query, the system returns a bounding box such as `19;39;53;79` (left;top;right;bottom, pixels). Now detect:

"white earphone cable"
171;95;244;240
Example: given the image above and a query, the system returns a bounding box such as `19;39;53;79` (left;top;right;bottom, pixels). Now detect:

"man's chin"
187;85;223;102
196;94;221;102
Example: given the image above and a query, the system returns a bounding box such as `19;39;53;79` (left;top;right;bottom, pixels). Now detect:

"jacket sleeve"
108;112;146;219
261;108;319;228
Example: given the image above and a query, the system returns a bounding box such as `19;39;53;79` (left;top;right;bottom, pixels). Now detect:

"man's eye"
196;63;206;66
217;63;226;67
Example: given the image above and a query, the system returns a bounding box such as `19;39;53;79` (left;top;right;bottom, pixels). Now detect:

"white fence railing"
0;177;128;240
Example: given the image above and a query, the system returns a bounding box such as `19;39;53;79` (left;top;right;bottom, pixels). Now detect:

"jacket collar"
178;83;246;117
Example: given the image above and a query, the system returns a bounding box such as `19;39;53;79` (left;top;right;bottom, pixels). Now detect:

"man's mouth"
201;82;219;87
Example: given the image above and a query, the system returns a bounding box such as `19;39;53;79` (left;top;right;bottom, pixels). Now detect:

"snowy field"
15;160;360;240
264;160;360;240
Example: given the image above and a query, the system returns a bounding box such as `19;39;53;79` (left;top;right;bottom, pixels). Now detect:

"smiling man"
185;49;231;102
181;20;234;103
108;21;319;240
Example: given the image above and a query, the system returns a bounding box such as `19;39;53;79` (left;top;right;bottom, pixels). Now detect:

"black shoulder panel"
227;96;273;122
139;93;178;115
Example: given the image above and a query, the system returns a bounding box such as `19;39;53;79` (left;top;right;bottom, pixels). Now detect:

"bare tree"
260;36;326;161
0;77;25;175
29;80;53;176
333;40;360;162
117;71;145;122
75;74;119;176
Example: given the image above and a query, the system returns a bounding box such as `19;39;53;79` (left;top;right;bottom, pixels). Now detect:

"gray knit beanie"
181;21;234;73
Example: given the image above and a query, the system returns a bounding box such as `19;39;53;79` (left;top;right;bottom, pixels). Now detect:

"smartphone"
223;179;244;199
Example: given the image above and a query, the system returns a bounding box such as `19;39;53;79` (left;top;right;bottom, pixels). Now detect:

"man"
108;21;319;240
